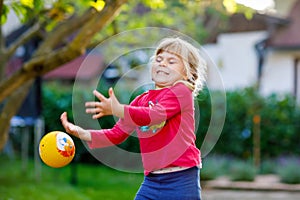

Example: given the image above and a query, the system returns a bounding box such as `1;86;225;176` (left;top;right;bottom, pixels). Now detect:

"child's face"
151;51;187;88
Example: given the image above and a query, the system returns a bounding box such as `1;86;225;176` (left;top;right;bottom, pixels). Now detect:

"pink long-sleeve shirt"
87;82;201;175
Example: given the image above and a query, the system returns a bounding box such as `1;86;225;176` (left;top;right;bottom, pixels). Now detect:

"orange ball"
39;131;75;168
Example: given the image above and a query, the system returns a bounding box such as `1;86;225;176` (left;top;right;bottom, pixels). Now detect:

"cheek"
178;63;186;73
172;66;185;77
151;66;155;74
151;66;156;78
178;66;187;77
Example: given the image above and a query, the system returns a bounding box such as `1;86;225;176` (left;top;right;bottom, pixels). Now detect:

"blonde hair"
152;37;207;96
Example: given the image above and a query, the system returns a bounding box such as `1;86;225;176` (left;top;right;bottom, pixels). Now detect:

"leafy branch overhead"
0;0;127;150
0;0;127;102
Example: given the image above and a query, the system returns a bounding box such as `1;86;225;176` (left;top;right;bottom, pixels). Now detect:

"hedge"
42;83;300;162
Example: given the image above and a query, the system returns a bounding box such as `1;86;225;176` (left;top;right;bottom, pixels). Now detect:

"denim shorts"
134;166;201;200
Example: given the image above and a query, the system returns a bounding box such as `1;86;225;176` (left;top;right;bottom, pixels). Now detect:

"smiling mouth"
157;70;169;75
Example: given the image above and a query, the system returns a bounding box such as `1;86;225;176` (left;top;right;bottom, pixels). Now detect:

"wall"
204;31;268;91
204;30;297;98
260;51;294;95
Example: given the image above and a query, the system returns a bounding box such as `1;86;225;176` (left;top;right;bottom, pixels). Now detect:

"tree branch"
6;22;41;57
0;0;128;103
70;0;128;52
35;7;97;56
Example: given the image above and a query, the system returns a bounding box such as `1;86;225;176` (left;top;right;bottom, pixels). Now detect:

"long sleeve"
123;83;190;127
87;119;135;149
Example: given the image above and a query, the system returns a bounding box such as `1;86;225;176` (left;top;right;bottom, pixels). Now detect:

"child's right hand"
60;112;78;136
60;112;91;141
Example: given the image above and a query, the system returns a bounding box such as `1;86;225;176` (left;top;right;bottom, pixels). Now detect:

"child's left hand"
85;88;124;119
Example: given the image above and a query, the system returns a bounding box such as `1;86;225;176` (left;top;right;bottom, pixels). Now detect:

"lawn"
0;155;144;200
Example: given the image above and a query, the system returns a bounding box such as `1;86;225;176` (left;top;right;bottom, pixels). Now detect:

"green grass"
0;155;143;200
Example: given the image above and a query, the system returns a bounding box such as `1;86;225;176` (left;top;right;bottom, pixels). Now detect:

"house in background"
263;0;300;100
205;0;300;102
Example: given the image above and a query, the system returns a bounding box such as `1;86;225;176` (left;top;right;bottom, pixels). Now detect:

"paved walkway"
202;189;300;200
201;175;300;200
203;175;300;191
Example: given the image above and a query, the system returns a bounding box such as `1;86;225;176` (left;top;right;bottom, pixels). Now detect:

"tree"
0;0;128;150
0;0;254;150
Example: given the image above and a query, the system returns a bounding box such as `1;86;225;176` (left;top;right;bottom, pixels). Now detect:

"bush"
229;160;256;181
277;157;300;184
260;159;277;174
42;83;300;161
198;87;300;159
200;155;229;180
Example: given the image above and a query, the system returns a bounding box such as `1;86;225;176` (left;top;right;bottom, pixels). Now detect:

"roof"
226;12;289;33
226;13;268;33
266;0;300;49
208;12;287;43
43;53;104;81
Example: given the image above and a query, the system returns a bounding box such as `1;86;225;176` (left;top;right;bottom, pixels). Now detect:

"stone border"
202;175;300;192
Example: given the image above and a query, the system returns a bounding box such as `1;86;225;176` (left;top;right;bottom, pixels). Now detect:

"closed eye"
169;59;177;64
156;56;162;62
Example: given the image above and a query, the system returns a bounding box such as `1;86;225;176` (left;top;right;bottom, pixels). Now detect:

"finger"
109;87;113;95
86;107;102;114
85;101;101;109
60;112;72;132
93;90;107;102
60;112;68;125
92;113;104;119
109;87;119;105
108;87;115;99
60;112;66;121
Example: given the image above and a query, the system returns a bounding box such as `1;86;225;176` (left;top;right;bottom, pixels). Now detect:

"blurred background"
1;0;300;199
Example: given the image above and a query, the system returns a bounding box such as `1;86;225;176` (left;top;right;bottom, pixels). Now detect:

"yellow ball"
39;131;75;168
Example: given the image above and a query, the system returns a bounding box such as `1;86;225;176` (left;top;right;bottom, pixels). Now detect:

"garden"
41;82;300;185
1;1;300;199
2;79;300;200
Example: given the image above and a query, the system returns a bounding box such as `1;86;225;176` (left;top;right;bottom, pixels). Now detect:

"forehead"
156;50;182;60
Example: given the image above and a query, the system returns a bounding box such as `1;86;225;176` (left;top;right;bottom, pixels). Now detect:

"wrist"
76;126;91;141
116;103;125;118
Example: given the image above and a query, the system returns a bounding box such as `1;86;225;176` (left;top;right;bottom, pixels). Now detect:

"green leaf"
1;4;9;25
20;0;34;9
34;0;44;11
11;3;28;23
244;9;254;20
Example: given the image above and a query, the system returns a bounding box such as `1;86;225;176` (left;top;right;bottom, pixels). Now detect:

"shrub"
199;87;300;159
200;155;229;180
277;157;300;184
260;159;277;174
42;83;300;161
229;160;256;181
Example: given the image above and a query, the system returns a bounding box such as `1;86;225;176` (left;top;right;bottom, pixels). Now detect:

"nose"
159;59;167;67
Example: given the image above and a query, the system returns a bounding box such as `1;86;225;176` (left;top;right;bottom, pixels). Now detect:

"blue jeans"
135;167;201;200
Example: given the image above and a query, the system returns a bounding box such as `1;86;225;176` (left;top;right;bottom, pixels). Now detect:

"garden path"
202;189;300;200
202;175;300;200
